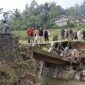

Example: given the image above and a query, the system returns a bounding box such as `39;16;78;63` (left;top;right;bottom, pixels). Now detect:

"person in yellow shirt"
34;28;39;43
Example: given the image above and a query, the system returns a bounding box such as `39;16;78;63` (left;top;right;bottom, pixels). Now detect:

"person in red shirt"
26;27;33;43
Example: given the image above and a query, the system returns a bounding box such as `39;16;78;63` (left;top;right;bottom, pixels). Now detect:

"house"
55;17;68;26
75;16;85;27
76;16;85;23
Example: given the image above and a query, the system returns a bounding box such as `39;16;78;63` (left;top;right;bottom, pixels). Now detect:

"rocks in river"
80;70;85;81
42;63;85;81
74;72;80;80
56;70;75;80
42;65;76;80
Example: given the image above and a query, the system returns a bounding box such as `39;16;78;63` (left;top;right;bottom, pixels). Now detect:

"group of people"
26;27;85;44
26;27;49;43
60;29;85;41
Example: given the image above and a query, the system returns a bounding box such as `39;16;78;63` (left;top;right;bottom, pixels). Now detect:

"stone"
74;72;80;80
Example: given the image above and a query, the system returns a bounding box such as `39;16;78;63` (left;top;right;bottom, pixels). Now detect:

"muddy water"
43;77;85;85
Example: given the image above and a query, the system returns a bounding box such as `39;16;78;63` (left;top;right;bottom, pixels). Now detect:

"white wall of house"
55;17;68;26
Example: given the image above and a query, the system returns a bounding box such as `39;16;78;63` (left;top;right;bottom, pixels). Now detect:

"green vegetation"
0;0;85;31
12;30;27;43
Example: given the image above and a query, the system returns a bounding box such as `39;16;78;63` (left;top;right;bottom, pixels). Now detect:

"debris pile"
81;70;85;81
42;41;85;81
49;41;85;64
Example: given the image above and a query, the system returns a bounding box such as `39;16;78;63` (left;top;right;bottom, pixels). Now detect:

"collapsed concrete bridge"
27;41;85;81
28;40;85;66
29;46;78;65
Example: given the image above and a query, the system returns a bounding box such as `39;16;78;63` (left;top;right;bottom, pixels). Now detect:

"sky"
0;0;84;12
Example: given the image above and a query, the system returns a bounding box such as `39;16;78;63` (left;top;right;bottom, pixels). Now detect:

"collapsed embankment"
0;34;40;85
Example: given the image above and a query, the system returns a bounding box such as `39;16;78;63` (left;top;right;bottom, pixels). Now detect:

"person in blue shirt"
61;29;65;40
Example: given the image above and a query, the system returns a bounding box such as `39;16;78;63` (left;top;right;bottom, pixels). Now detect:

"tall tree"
25;3;29;11
49;2;57;18
80;2;85;15
29;0;38;15
65;7;76;17
57;6;65;16
43;2;50;12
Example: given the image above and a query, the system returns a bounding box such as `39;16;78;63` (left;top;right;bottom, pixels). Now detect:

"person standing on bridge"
43;27;49;42
26;27;33;43
69;29;74;40
61;29;65;40
77;29;81;41
34;28;39;43
39;27;43;43
82;30;85;41
73;30;78;40
66;29;73;41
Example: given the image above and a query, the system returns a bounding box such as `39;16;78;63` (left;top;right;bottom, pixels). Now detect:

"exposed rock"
80;70;85;81
20;45;33;60
42;65;76;80
58;70;75;80
74;72;80;80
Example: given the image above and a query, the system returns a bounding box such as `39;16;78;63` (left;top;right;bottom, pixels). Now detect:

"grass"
12;30;28;44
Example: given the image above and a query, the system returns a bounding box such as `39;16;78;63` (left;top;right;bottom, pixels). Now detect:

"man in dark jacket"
82;30;85;40
61;29;65;40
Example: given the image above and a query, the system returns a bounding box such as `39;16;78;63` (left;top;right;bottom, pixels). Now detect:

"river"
43;77;85;85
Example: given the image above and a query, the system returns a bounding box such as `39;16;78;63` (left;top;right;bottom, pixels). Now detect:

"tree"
65;7;76;17
80;2;85;15
43;2;51;12
75;4;80;16
29;0;38;15
8;0;85;30
67;18;76;28
25;3;29;11
49;3;57;18
57;6;65;16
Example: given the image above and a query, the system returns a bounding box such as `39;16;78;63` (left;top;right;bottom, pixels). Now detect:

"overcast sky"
0;0;84;12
